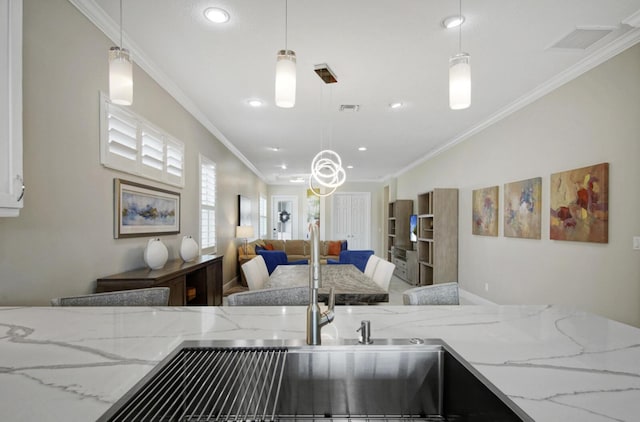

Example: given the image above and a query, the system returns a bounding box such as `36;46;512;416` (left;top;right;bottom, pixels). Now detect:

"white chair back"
372;259;395;291
241;255;269;290
364;255;379;278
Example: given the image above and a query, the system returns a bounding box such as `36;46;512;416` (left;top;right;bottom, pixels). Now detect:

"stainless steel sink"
98;339;533;421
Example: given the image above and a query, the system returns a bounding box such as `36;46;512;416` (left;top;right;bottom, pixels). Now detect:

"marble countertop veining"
1;305;639;421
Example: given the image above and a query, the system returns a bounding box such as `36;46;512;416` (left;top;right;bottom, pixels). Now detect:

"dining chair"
402;282;460;305
371;259;395;291
241;255;270;290
50;287;170;306
363;255;380;278
227;286;309;306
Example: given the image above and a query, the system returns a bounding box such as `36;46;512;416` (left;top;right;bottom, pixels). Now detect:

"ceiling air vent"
548;27;614;50
314;64;338;84
339;105;360;112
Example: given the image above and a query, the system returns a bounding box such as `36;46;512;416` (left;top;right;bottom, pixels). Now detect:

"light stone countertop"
1;305;639;421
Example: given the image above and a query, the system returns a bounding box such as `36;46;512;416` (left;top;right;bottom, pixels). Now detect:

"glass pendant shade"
275;50;296;108
109;47;133;106
449;52;471;110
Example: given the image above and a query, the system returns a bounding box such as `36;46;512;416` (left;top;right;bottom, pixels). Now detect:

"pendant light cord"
119;0;123;48
284;0;288;50
458;0;462;52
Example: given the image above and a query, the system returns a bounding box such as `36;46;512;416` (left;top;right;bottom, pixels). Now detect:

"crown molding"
392;26;640;180
67;0;267;183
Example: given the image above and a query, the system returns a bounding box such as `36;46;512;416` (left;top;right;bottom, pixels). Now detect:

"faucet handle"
320;287;335;326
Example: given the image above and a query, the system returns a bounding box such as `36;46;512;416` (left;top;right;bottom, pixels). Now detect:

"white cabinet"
0;0;23;217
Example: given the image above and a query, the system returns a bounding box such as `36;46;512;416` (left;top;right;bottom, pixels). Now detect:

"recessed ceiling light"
269;147;280;152
390;102;403;109
442;15;465;29
347;165;354;169
358;147;367;151
204;7;230;24
248;99;263;107
280;164;287;170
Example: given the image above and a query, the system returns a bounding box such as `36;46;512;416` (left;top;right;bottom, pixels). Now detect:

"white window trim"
99;92;185;187
259;195;267;238
200;154;216;253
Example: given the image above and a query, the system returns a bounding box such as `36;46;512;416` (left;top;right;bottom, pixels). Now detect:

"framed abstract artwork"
238;195;251;226
114;179;180;238
504;177;542;239
472;186;499;236
550;162;609;243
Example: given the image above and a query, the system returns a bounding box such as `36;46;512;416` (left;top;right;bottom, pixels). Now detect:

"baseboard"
458;288;497;305
224;277;239;291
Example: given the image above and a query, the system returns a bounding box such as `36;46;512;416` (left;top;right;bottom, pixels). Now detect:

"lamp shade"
109;47;133;106
236;225;254;239
275;50;296;108
449;52;471;110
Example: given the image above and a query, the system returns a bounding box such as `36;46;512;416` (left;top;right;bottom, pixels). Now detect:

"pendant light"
449;0;470;110
109;0;133;106
308;83;345;197
275;0;296;108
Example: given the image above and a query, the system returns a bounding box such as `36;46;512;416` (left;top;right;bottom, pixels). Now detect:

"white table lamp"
236;226;254;255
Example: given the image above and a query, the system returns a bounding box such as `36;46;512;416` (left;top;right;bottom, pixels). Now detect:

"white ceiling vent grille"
548;27;614;50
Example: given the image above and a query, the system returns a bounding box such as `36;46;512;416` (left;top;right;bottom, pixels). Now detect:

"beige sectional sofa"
237;239;347;286
238;239;347;263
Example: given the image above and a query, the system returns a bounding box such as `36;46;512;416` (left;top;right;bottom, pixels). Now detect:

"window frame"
100;92;185;187
199;154;216;253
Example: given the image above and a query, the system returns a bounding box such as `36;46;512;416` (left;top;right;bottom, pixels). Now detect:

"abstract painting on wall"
472;186;499;236
504;177;542;239
550;162;608;243
114;178;180;238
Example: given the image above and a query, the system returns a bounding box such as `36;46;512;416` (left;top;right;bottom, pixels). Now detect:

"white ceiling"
76;0;640;184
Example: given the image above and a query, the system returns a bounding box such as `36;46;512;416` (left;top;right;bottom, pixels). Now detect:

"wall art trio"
472;162;608;243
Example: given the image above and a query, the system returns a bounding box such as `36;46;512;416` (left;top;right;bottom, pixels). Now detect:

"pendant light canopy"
275;0;296;108
109;0;133;106
449;0;470;110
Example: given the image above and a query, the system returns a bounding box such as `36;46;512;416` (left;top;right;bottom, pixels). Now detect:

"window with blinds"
100;92;185;187
200;155;216;251
259;195;267;238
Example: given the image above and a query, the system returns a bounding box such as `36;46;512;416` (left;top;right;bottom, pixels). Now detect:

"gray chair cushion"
227;286;310;306
402;282;459;305
51;287;170;306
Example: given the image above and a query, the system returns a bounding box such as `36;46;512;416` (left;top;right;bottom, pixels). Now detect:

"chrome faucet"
307;224;335;345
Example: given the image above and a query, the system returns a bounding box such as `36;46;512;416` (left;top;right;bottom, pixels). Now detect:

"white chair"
363;255;379;278
241;255;269;290
402;282;459;305
371;259;395;292
51;287;170;306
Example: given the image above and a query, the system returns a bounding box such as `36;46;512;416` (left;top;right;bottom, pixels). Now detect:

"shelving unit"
417;189;458;285
387;200;413;261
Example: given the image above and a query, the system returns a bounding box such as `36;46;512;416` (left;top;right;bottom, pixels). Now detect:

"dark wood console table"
96;255;223;306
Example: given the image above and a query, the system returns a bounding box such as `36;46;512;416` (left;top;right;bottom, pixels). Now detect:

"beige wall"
397;44;640;327
0;0;266;304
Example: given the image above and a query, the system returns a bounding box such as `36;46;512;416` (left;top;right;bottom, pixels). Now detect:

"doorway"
331;192;371;249
271;195;298;240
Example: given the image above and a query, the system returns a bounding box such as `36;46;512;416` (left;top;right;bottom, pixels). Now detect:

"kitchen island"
0;305;639;421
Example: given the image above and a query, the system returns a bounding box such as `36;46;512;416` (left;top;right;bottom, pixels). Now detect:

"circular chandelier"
308;149;346;197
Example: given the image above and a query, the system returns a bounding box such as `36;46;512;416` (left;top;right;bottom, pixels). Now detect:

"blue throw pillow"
341;241;348;251
254;245;265;253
